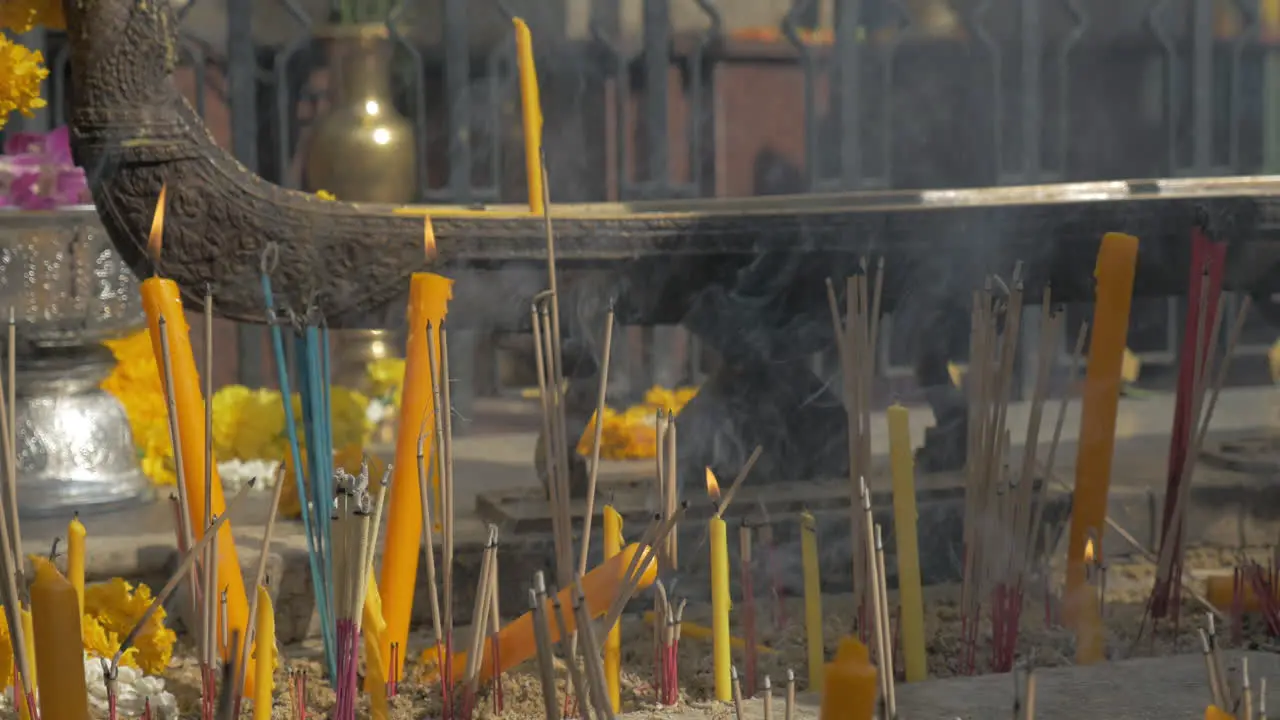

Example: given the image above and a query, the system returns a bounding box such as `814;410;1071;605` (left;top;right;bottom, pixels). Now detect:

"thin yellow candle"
602;506;623;712
800;511;824;693
252;585;275;720
362;575;390;720
513;17;545;215
17;609;34;720
29;557;89;720
68;514;85;617
141;196;251;683
707;468;732;702
886;404;926;682
379;271;452;680
1066;232;1138;626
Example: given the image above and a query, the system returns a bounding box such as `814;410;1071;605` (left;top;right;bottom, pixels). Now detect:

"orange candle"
819;638;877;720
141;193;253;690
1066;232;1138;626
422;542;657;685
30;557;89;720
142;278;251;671
513;17;544;215
379;272;452;680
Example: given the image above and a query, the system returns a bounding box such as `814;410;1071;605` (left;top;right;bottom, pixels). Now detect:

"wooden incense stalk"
550;591;591;719
233;467;287;708
1201;628;1225;708
464;526;499;699
716;446;764;518
785;669;795;720
653;580;669;704
529;586;560;720
574;581;614;720
740;519;759;697
425;323;459;703
860;479;890;710
113;484;253;672
417;356;446;656
731;665;745;720
578;306;616;579
530;302;570;589
664;409;678;572
158;315;202;631
875;524;896;716
0;325;31;718
1244;657;1254;720
202;286;216;671
3;307;19;575
763;675;773;720
1024;668;1037;720
601;504;688;632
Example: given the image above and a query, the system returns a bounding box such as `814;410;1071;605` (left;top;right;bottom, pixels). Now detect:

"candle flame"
423;217;438;260
1083;537;1095;563
705;467;721;501
148;184;167;265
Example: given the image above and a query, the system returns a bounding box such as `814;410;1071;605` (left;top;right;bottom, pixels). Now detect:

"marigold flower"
0;35;50;130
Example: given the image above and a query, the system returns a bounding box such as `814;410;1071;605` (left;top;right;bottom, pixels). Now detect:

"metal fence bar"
835;0;863;190
643;0;671;195
1192;0;1214;174
782;0;822;191
444;0;472;201
1020;0;1043;181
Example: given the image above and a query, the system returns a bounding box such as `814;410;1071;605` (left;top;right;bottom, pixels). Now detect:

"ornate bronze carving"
62;0;1280;329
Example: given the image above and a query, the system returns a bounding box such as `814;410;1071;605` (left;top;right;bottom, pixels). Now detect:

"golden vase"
303;25;417;203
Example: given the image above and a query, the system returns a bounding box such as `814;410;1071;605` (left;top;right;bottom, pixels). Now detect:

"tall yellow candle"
252;586;275;720
362;575;390;720
379;272;452;680
709;513;731;701
68;514;85;617
602;506;623;712
18;609;34;720
141;276;250;680
886;404;926;682
30;557;88;720
708;467;732;702
513;18;545;215
1066;232;1138;626
800;511;824;693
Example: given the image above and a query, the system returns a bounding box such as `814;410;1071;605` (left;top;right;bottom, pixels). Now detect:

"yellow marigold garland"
0;0;63;131
576;385;699;460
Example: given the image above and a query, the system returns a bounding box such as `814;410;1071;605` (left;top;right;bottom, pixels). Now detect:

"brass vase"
303;24;417;203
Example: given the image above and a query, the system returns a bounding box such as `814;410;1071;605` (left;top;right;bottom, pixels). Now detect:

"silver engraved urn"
0;206;153;516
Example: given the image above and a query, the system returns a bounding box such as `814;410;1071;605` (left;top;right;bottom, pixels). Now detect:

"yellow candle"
709;512;732;702
68;514;85;617
252;585;274;720
818;638;877;720
362;575;390;720
29;557;88;720
513;18;545;215
141;276;251;683
17;609;34;720
602;505;623;713
800;511;824;693
886;404;926;682
379;272;452;680
1066;232;1137;626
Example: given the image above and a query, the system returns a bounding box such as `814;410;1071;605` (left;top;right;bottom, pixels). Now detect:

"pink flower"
0;126;86;210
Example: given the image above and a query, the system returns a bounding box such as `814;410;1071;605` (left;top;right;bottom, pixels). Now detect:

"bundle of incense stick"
651;582;685;706
425;322;460;719
200;287;218;720
0;306;33;720
826;259;884;639
956;268;1078;674
1151;292;1252;622
462;526;501;720
599;504;688;634
529;581;559;720
331;464;387;720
